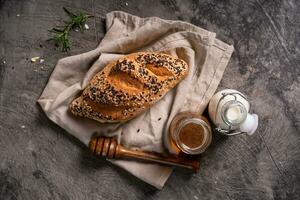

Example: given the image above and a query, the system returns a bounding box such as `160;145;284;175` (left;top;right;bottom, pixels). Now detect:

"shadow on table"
169;129;229;181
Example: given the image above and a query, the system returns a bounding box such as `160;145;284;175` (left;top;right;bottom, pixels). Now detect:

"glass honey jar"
168;112;212;155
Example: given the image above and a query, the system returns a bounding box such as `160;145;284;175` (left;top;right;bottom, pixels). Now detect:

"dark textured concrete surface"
0;0;299;199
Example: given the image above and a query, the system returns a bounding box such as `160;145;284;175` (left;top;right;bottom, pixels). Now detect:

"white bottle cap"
240;114;258;135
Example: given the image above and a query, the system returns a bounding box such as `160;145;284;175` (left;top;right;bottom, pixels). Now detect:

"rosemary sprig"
48;7;93;52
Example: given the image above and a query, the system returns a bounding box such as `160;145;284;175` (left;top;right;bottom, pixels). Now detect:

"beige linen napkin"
38;11;233;189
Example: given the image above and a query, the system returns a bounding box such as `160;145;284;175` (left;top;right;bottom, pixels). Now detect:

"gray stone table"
0;0;299;199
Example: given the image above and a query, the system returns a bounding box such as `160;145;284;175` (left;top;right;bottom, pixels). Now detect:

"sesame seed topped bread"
69;52;188;123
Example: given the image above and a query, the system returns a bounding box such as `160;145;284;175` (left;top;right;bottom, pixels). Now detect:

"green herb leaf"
63;7;76;18
48;7;93;52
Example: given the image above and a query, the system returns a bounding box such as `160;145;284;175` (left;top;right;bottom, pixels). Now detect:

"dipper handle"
89;136;200;172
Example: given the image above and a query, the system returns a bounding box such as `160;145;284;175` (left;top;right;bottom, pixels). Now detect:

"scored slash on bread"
69;52;189;123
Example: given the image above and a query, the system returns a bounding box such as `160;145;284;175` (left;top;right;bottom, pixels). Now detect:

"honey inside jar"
168;112;212;155
178;122;205;149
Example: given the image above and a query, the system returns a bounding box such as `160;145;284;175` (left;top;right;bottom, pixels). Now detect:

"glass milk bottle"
208;89;258;136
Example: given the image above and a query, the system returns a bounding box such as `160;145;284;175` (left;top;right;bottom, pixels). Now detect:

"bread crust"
69;52;188;123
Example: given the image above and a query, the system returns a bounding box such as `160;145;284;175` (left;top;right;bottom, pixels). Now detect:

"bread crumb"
3;60;6;64
125;2;128;6
84;24;89;30
40;59;44;63
21;125;26;129
31;57;40;63
17;14;20;17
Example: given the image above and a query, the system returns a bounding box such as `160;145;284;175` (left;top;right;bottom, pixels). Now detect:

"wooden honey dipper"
89;136;200;172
